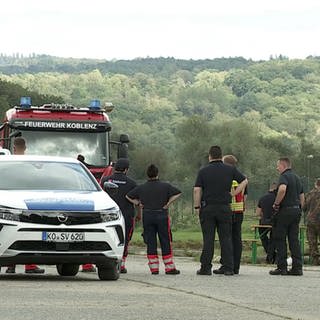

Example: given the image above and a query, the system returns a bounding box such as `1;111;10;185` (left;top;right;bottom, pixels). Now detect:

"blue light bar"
89;99;101;110
20;96;31;108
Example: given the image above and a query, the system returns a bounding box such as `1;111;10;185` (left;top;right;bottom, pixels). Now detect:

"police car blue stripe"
24;199;94;211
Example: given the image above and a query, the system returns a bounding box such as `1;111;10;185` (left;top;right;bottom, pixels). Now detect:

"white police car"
0;156;125;280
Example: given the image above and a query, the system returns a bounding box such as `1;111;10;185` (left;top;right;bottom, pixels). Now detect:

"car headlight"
100;207;121;222
0;206;22;221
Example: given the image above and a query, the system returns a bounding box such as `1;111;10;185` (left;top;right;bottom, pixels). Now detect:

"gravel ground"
0;256;319;320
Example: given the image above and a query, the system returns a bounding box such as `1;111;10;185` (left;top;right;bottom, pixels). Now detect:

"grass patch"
131;214;260;252
130;208;310;264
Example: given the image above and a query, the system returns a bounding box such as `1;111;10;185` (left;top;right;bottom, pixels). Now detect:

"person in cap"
100;158;140;273
126;164;181;275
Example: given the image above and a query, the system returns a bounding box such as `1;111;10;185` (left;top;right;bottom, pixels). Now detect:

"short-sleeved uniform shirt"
101;172;137;217
127;179;181;210
194;160;246;205
278;169;303;208
258;191;276;224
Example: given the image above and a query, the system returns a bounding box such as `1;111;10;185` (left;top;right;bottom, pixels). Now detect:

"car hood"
0;190;118;211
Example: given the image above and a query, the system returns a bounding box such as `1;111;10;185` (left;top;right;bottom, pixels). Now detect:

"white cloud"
1;0;320;60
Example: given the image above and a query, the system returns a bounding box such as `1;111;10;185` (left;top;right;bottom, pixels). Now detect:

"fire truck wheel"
56;264;80;276
97;262;120;281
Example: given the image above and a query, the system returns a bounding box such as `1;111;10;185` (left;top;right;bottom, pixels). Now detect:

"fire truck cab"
0;97;129;182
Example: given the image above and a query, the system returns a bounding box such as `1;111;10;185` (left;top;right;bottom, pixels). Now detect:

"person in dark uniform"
269;157;305;276
126;164;181;275
101;158;140;273
194;146;248;276
213;154;248;275
256;182;277;264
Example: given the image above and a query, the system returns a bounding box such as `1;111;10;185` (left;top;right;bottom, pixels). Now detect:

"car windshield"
0;161;100;191
15;131;108;167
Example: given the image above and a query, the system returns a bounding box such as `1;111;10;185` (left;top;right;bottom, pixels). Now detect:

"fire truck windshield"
17;131;108;167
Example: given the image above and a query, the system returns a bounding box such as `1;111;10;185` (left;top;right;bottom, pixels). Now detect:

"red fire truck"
0;97;129;182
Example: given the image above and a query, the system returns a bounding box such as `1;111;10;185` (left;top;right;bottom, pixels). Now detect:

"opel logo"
57;213;68;223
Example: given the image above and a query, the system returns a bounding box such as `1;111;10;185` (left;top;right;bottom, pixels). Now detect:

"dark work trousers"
121;213;135;268
143;209;172;256
259;226;276;263
199;204;233;272
273;208;302;271
231;213;243;273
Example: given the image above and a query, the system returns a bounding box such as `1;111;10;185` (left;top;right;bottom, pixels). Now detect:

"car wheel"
98;262;120;281
56;264;79;276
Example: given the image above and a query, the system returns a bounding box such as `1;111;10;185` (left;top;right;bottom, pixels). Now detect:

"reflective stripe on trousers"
163;254;176;272
121;257;126;270
147;254;159;273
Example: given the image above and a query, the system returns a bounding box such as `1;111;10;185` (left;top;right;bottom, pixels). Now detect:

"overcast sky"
1;0;320;61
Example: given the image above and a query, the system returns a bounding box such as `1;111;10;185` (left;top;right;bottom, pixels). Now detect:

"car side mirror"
103;181;118;196
117;143;128;159
0;148;11;155
118;134;129;158
119;134;129;143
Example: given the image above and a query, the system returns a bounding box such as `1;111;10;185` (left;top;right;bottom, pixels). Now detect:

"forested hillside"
1;55;320;198
0;54;252;76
